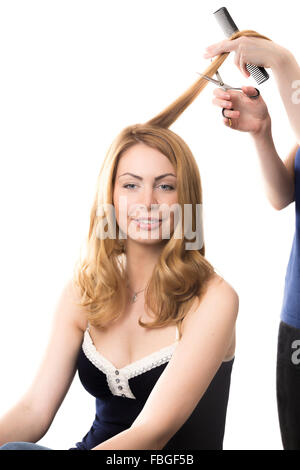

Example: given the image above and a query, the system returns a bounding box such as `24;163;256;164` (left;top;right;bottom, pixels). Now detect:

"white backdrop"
0;0;298;450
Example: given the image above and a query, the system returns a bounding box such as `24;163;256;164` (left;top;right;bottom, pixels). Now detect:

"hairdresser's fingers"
224;118;234;128
224;117;239;130
241;85;261;98
212;96;233;109
233;51;246;77
239;55;251;78
213;88;231;100
222;109;240;118
203;38;240;58
233;51;250;78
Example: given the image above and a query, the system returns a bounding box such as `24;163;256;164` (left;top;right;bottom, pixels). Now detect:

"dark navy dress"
69;323;234;450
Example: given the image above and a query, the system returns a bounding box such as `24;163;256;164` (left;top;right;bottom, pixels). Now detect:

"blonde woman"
203;34;300;449
0;31;275;452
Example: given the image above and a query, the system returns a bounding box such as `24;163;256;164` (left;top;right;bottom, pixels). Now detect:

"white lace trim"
82;324;179;400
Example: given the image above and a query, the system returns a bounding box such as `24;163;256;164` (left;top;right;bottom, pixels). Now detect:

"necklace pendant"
132;293;137;302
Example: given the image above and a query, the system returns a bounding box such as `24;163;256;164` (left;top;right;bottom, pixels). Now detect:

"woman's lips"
132;218;163;230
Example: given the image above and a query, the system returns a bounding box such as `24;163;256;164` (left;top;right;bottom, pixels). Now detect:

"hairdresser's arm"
271;49;300;144
250;119;297;210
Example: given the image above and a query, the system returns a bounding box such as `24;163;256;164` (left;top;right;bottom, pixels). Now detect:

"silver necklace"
127;284;146;303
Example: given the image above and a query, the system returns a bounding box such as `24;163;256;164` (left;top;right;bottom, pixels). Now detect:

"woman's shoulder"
181;273;238;340
196;273;239;322
185;273;238;323
204;273;239;300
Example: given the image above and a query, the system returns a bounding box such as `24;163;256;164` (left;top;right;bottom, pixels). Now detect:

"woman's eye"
122;184;174;191
159;184;174;191
123;183;137;189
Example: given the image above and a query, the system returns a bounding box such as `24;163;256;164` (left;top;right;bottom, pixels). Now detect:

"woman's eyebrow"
118;172;176;181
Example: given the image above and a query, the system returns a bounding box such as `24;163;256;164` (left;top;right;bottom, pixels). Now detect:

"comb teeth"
245;64;269;85
213;7;270;85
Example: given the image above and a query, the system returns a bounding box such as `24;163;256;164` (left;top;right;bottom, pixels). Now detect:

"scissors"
196;69;260;127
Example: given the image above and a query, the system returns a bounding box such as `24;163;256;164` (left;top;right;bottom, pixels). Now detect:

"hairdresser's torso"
77;273;236;369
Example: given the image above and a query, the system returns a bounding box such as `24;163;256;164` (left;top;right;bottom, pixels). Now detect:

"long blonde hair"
73;30;272;339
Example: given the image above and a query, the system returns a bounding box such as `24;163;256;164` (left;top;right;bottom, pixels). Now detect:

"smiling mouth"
133;218;162;222
131;218;164;230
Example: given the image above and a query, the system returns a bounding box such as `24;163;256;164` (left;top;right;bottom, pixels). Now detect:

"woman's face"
113;142;178;247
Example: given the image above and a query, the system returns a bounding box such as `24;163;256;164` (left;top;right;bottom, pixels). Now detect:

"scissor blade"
215;70;224;84
196;72;220;86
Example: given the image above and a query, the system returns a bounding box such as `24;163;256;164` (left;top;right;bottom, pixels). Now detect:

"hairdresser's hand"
213;86;271;135
203;36;289;77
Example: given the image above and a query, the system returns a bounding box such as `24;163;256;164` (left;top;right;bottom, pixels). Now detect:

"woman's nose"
137;187;159;208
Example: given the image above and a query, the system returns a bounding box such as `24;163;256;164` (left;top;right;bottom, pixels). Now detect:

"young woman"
203;34;300;450
0;131;238;451
0;28;275;451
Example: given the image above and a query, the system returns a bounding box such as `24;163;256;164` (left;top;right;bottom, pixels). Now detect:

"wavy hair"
73;30;272;339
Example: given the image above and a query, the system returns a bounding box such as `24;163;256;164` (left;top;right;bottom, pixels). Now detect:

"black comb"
213;7;269;85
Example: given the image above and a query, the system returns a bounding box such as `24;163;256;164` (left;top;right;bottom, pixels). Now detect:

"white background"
0;0;299;450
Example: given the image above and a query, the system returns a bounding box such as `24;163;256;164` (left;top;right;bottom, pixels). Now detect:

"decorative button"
116;378;120;383
122;393;125;397
118;385;123;390
115;370;119;375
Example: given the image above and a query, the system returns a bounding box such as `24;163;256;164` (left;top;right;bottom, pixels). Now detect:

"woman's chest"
87;306;178;370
